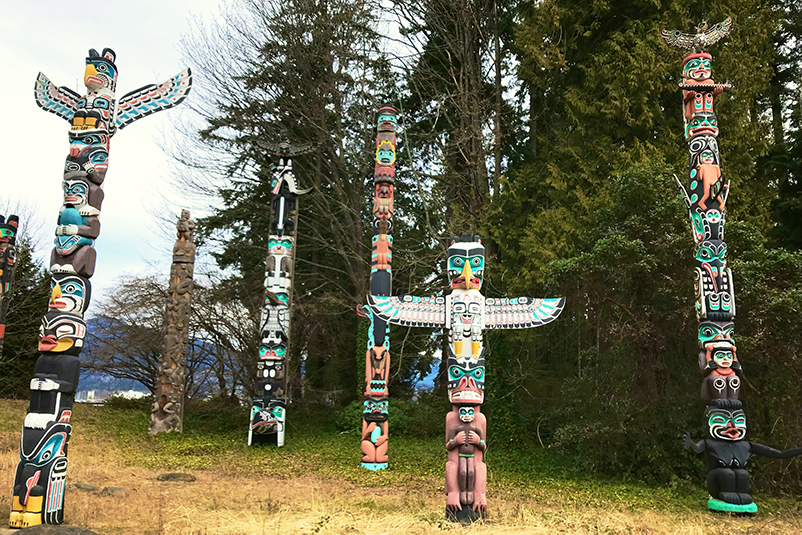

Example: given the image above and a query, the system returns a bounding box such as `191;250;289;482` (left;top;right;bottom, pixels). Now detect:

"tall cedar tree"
0;237;50;398
767;0;802;249
181;0;437;403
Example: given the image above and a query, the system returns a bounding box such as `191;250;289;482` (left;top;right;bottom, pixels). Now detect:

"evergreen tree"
180;0;437;403
0;237;50;398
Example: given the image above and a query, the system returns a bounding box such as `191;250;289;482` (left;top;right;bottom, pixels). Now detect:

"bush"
334;390;449;438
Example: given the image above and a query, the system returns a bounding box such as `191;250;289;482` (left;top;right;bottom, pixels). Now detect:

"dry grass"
0;399;801;534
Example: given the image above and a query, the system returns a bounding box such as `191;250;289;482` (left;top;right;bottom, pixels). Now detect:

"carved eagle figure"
661;17;733;52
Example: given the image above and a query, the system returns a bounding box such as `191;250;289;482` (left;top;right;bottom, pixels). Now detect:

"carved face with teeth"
686;112;719;139
363;399;388;422
67;131;110;180
447;353;485;404
250;400;285;434
706;405;746;441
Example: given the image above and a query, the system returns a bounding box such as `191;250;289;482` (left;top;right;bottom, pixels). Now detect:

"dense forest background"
2;0;801;493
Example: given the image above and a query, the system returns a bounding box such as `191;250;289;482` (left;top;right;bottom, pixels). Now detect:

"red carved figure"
446;406;487;513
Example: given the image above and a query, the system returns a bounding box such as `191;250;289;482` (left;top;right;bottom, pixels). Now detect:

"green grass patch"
4;397;801;517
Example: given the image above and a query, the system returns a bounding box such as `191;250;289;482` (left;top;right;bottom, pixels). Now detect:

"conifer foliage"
166;0;802;490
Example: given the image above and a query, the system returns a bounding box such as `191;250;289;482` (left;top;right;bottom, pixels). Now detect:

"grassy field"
0;398;801;534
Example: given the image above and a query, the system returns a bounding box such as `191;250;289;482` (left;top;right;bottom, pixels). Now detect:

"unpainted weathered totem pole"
0;214;19;356
248;138;306;447
366;235;565;522
10;48;191;528
357;106;397;470
150;210;196;434
663;20;802;514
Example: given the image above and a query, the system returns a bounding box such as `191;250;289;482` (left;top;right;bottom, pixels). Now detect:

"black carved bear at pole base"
9;47;191;528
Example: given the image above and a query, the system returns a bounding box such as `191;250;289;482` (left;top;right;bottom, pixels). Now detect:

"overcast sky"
0;1;222;300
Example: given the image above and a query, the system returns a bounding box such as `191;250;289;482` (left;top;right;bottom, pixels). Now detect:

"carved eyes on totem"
695;245;726;263
33;434;65;466
700;326;716;339
709;414;746;428
684;59;711;76
449;366;484;381
698;324;734;344
450;256;483;269
60;283;83;297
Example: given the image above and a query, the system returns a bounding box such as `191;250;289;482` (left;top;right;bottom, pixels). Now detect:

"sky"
0;1;222;300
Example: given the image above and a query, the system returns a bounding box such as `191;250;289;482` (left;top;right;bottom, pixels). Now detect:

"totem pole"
10;48;191;528
150;210;196;434
0;214;19;356
663;20;802;514
357;106;397;470
248;137;308;447
365;235;565;522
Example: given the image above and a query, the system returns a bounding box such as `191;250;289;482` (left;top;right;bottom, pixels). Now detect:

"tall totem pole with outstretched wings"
9;48;191;528
366;234;564;522
663;19;802;514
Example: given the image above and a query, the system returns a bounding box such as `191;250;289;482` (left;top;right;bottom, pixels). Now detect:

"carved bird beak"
461;262;473;290
49;284;64;308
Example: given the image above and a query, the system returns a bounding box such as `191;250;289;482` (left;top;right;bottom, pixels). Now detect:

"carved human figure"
700;340;741;404
446;406;486;509
361;399;388;464
695;150;725;211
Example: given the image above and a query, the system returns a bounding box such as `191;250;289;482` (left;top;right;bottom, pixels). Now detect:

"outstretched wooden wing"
115;68;192;131
661;17;733;50
365;295;446;327
702;17;733;47
484;297;565;329
34;73;80;123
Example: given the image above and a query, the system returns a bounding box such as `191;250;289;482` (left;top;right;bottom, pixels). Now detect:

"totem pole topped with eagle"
662;19;802;514
9;48;191;528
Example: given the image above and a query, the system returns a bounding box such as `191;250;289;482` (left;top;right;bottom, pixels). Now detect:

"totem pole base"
445;506;485;524
9;496;44;528
250;433;280;447
361;462;388;471
707;498;757;514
